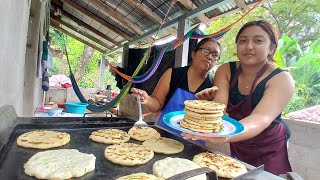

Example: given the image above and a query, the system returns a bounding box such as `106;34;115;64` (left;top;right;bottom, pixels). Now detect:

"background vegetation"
49;0;319;113
49;28;118;91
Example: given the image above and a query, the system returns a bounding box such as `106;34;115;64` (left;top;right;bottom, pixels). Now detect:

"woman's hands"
195;86;218;101
181;132;229;145
130;88;150;104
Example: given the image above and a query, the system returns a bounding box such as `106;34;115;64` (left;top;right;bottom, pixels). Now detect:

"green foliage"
104;66;119;93
49;28;65;48
49;27;119;89
274;35;320;113
48;57;62;76
262;0;320;48
305;72;320;105
77;51;100;88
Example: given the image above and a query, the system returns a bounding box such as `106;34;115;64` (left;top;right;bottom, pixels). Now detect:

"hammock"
65;45;149;112
66;0;263;112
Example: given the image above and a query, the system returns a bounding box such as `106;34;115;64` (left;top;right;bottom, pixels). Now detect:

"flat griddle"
31;116;136;124
0;123;211;180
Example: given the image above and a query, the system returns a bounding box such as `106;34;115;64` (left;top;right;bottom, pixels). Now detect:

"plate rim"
163;111;244;137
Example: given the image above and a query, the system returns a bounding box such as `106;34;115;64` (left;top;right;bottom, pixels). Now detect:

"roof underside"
50;0;260;57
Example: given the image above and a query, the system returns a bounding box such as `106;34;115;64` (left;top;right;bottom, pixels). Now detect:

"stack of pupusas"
181;100;226;133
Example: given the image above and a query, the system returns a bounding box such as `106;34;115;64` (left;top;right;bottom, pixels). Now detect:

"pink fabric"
288;105;320;123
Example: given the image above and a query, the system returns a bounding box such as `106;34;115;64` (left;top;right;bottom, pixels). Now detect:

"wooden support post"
174;18;190;67
99;55;106;88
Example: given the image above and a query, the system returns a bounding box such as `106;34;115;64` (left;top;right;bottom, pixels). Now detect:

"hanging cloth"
41;39;49;91
42;69;49;91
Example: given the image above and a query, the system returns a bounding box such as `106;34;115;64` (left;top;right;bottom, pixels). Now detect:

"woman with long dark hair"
183;20;294;175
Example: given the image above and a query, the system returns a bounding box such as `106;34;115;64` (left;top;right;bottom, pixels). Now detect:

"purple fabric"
133;47;166;83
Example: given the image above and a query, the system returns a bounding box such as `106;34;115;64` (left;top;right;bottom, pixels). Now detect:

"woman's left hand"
181;132;228;145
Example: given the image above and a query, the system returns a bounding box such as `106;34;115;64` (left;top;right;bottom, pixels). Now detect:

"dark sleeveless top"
163;66;213;108
226;62;292;174
228;62;283;123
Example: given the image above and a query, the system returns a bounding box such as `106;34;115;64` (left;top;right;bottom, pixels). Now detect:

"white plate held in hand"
163;111;244;137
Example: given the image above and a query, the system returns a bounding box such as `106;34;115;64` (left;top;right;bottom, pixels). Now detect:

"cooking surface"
31;116;136;124
0;123;208;180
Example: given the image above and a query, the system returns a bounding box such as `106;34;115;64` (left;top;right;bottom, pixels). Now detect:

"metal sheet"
31;116;136;124
233;165;264;180
0;123;208;180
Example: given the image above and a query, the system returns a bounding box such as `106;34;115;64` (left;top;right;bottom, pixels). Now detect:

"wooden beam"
52;5;122;47
129;0;228;44
51;0;63;7
51;15;111;49
126;0;178;45
209;1;256;21
60;0;131;41
51;20;106;53
89;0;142;35
178;0;211;26
145;37;155;46
126;0;163;25
106;0;228;55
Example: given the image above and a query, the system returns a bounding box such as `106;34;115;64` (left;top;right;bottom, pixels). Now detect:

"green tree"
49;27;100;88
49;27;120;91
274;35;320;113
262;0;320;48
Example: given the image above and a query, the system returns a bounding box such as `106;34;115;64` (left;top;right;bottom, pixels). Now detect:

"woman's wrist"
224;136;231;143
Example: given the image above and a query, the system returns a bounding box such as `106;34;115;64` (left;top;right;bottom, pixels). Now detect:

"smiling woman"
187;20;295;175
130;38;221;113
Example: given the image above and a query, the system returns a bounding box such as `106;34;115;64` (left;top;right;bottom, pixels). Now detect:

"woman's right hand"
130;88;149;104
195;86;218;101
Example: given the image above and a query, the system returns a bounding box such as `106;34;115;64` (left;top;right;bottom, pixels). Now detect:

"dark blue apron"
156;88;205;145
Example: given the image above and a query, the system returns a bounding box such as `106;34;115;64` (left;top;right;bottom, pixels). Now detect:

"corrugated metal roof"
50;0;261;54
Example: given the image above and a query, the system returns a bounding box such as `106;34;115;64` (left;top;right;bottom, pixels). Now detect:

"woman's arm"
183;67;295;144
212;63;231;107
131;68;172;112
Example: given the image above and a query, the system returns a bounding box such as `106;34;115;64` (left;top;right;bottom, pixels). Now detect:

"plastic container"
39;106;64;116
65;102;88;114
57;103;66;110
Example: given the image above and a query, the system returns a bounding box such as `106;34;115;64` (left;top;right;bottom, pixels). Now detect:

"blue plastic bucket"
65;102;88;114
